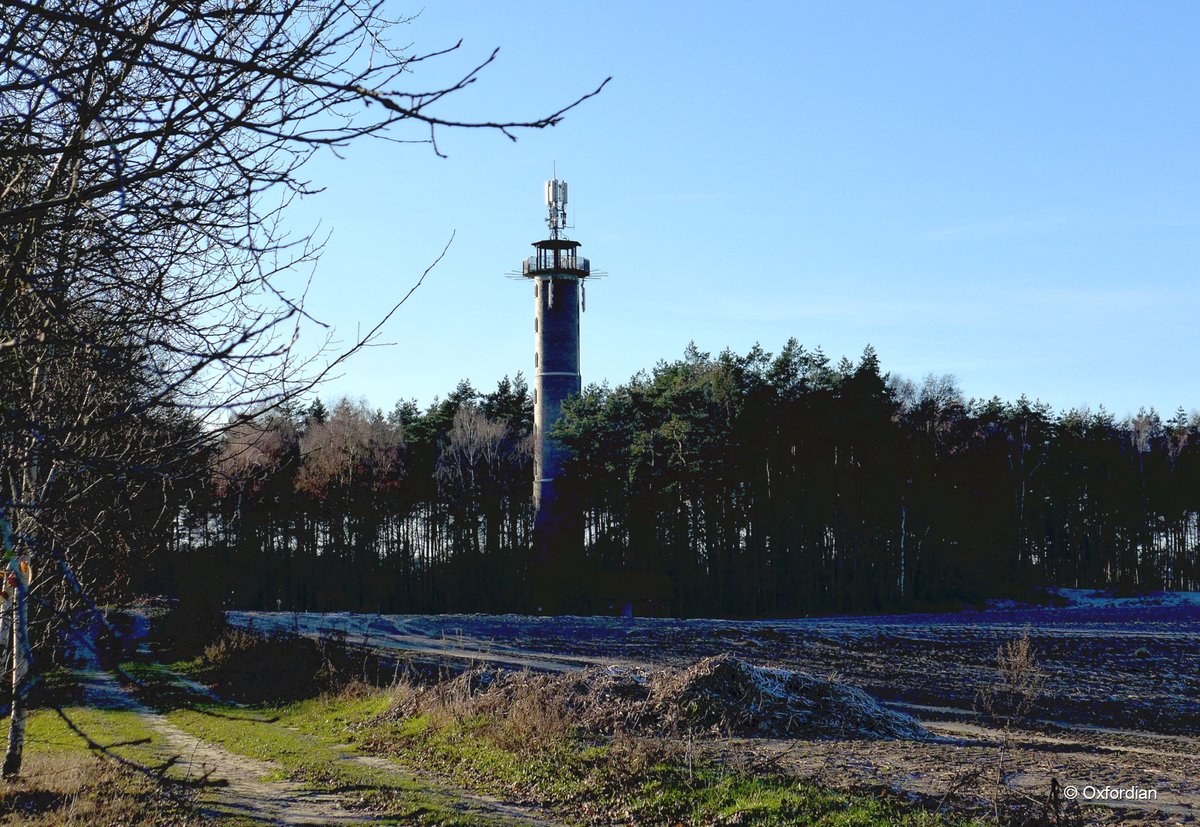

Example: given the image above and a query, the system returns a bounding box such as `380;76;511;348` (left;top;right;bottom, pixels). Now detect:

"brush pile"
382;654;927;741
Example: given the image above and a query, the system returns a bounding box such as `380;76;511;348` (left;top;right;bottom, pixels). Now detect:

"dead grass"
373;654;928;746
363;671;971;827
0;752;200;826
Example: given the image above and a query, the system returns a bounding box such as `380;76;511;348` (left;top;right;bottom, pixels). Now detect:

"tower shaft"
518;178;591;613
533;275;581;513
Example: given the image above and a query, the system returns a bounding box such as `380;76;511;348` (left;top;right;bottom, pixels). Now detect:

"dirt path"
73;655;562;825
77;667;376;825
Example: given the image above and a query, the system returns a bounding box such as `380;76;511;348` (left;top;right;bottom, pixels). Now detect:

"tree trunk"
3;560;31;778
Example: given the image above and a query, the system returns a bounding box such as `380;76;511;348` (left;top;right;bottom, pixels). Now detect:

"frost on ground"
231;598;1200;823
995;588;1200;611
382;654;927;741
232;594;1200;734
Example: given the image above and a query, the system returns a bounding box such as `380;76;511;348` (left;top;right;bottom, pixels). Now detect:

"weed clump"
975;632;1045;725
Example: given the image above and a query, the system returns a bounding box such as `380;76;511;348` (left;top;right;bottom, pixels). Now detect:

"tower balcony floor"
523;256;590;277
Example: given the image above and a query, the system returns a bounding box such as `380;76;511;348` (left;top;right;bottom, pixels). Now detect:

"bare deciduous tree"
0;0;605;775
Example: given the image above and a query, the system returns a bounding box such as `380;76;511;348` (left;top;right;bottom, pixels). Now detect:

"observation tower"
517;177;595;611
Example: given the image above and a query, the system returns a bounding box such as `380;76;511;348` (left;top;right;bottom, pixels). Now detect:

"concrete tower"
520;178;591;611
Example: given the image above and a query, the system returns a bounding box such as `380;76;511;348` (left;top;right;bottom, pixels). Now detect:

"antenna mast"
545;178;568;240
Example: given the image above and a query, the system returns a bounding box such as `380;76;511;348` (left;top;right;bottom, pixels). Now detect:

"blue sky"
285;1;1198;419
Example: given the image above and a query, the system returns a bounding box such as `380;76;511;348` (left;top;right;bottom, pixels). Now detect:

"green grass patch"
27;705;159;765
627;767;962;826
122;664;519;825
34;665;85;707
163;693;390;781
364;702;983;826
373;713;587;801
122;659;213;708
11;707;201;826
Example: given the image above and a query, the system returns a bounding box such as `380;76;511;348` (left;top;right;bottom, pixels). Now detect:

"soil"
231;602;1200;825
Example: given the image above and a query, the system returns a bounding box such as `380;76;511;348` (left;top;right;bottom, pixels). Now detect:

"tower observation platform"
519;177;593;613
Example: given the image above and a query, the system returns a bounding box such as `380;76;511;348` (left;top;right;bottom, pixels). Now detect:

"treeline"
556;343;1199;615
166;378;536;612
162;342;1200;617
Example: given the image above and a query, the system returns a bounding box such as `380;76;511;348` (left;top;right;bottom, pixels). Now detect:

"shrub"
153;594;228;661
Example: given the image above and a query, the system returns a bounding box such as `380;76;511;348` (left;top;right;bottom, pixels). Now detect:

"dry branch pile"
384;654;928;741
